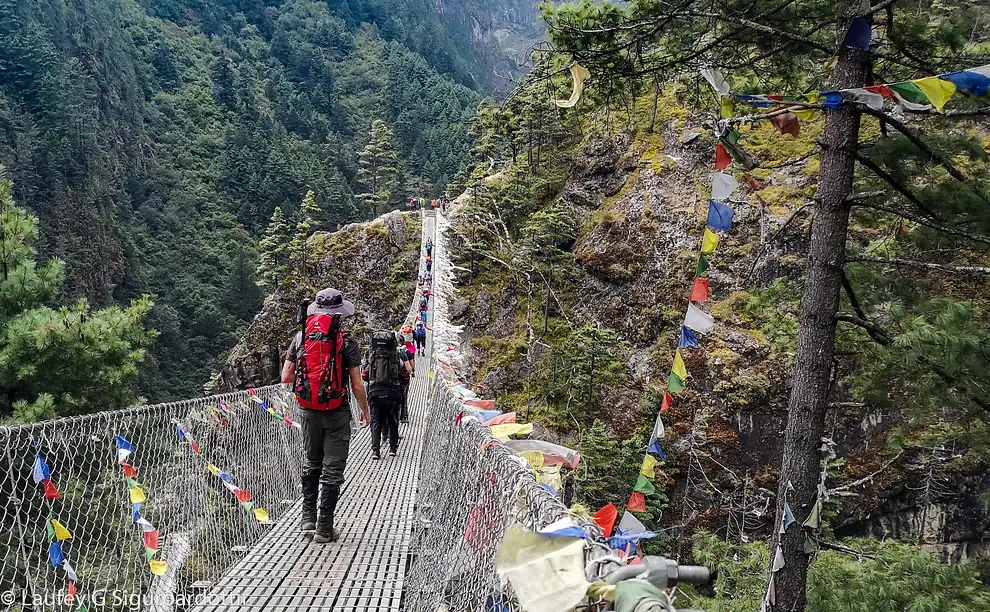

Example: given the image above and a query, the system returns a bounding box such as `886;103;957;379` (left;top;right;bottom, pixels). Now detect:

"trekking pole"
603;556;712;612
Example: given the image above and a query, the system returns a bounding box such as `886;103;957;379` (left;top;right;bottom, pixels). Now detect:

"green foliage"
0;0;483;399
0;176;156;420
256;206;290;290
686;535;990;612
357;120;399;216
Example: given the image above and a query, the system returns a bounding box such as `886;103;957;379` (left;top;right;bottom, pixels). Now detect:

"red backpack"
293;313;348;410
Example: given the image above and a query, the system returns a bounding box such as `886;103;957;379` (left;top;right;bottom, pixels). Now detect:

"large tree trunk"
768;5;869;610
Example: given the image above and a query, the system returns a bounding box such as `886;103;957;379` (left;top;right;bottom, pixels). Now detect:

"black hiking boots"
300;468;320;532
313;484;340;543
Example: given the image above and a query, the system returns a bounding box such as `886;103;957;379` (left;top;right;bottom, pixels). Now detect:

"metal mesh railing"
404;378;572;612
0;385;303;610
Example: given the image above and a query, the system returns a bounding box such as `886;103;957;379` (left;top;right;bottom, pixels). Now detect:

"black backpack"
419;296;428;309
367;331;401;400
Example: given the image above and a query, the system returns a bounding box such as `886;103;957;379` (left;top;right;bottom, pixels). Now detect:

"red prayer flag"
190;441;200;454
121;462;138;478
627;492;647;513
690;277;710;303
233;489;252;503
767;94;783;101
661;392;674;411
866;84;895;98
43;479;61;499
715;144;732;170
143;530;159;550
592;503;618;538
67;581;76;605
770;112;800;136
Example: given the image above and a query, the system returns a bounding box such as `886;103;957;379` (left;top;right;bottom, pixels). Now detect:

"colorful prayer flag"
783;503;796;531
690;277;710;302
145;548;157;561
720;97;734;118
711;173;739;201
143;530;159;550
640;455;659;479
115;436;136;456
67;580;76;605
137;518;155;532
626;492;647;513
820;91;844;108
241;500;255;513
889;81;932;109
700;67;730;97
51;519;72;541
190;440;200;454
672;351;687;380
176;424;185;440
696;256;710;277
647;439;666;461
844;17;872;50
129;486;147;504
634;475;656;496
941;67;990;96
678;326;699;349
685;303;716;334
660;392;674;412
149;559;168;576
121;462;137;478
233;489;252;503
63;560;77;581
770;112;800;136
207;464;220;477
649;413;665;444
841;88;884;110
701;229;720;254
667;371;686;394
253;507;270;522
43;479;60;500
714;144;732;170
592;503;618;538
618;510;647;535
32;454;51;483
49;542;65;568
707;201;735;231
131;503;142;522
912;77;956;112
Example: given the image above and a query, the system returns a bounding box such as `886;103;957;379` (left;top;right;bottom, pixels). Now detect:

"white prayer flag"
684;303;715;334
617;510;647;535
711;173;739;201
700;68;730;96
842;88;884;110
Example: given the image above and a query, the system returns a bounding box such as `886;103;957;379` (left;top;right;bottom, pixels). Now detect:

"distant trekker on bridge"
282;288;370;544
361;332;410;460
425;237;433;257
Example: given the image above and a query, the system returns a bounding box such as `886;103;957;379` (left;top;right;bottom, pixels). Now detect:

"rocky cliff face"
213;212;421;392
435;0;545;89
447;112;990;563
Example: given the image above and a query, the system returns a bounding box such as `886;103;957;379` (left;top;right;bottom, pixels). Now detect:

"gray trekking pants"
299;407;351;488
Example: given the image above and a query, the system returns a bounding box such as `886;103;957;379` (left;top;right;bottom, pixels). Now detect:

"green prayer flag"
145;547;157;561
696;256;710;277
241;500;254;512
668;371;686;394
126;478;139;488
804;533;821;554
633;475;656;496
802;499;822;530
726;129;741;145
889;81;929;104
78;604;90;612
46;520;56;541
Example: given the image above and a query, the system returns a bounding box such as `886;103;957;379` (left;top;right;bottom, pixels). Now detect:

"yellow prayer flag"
129;486;147;504
517;450;545;468
51;519;72;541
149;559;168;576
701;229;720;254
207;464;220;477
672;351;688;380
490;423;534;441
719;97;734;119
912;77;957;112
253;507;270;522
792;93;818;121
640;454;659;479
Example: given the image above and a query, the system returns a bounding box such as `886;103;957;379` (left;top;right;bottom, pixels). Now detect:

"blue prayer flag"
32;454;51;484
940;71;990;97
844;17;872;50
219;472;234;484
820;91;844;109
679;326;699;349
49;542;65;568
607;530;658;551
540;525;587;539
115;436;136;453
132;503;143;523
647;440;666;461
734;94;773;108
176;424;185;440
707;201;735;231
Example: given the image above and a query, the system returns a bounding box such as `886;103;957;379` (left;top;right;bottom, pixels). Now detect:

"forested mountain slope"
0;0;522;403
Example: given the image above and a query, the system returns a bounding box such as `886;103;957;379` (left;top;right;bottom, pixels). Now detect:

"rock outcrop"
213;212;421;392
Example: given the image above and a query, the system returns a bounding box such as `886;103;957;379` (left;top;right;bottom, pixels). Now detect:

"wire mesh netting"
0;385;303;610
404;377;572;612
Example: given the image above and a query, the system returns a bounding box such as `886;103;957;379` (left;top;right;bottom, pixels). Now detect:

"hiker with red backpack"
281;288;370;544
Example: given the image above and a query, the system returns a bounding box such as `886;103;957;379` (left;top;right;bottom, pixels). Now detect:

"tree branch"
852;201;990;247
857;106;969;183
846;255;990;275
851;150;942;220
835;314;893;345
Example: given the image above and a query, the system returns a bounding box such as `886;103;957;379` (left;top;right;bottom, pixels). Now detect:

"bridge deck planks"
193;213;434;612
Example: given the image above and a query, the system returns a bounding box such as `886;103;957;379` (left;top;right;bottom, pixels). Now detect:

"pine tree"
0;175;156;420
257;206;290;290
356;120;398;217
288;190;322;277
541;1;990;608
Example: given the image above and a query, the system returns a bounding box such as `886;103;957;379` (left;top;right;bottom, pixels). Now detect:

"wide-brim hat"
308;288;356;317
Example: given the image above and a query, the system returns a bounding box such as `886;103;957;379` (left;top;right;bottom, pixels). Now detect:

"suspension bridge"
0;210;573;612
